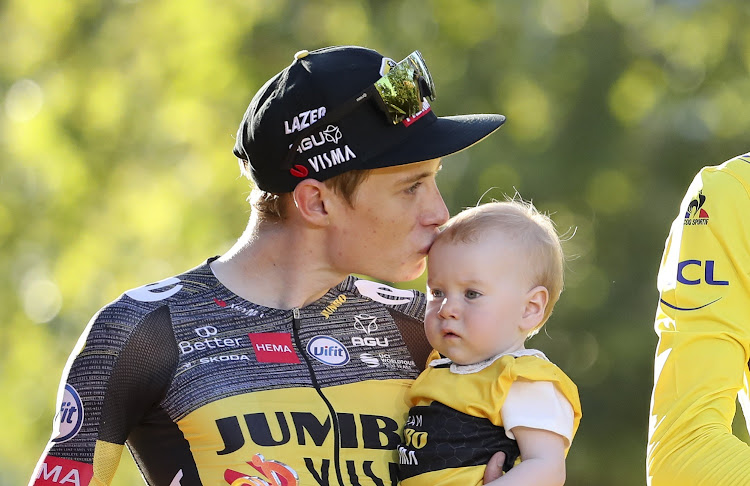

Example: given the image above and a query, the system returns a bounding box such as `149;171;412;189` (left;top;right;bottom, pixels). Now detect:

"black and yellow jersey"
398;350;581;486
30;258;433;486
648;153;750;485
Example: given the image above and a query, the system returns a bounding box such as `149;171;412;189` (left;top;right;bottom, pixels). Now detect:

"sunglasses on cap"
284;50;436;167
371;50;436;125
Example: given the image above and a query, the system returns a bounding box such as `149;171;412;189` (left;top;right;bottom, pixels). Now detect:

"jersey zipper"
292;307;346;486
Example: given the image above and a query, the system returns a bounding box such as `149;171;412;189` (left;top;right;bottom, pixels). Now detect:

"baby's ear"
521;286;549;332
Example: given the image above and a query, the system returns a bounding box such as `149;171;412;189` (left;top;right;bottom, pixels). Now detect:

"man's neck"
210;217;347;310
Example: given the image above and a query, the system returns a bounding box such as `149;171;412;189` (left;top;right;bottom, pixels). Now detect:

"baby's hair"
436;198;565;335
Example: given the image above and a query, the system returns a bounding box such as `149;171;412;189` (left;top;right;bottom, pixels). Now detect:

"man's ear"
292;179;332;226
520;285;549;332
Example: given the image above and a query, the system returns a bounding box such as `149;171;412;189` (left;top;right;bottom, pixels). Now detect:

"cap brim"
366;114;506;169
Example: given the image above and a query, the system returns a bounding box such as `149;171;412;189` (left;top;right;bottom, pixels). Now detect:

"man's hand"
483;451;506;484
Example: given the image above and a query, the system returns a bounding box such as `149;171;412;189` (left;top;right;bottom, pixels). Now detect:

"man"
30;46;510;486
647;152;750;485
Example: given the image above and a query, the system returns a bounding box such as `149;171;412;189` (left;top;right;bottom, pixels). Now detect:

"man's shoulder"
95;259;218;327
701;153;750;188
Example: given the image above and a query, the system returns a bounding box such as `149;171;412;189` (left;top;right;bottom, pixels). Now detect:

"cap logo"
284;106;327;134
290;165;309;178
307;146;357;173
379;57;397;76
295;125;343;153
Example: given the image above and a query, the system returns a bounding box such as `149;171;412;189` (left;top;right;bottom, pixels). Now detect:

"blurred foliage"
4;0;750;484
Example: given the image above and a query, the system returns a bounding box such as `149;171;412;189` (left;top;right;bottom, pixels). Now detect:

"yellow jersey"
648;153;750;485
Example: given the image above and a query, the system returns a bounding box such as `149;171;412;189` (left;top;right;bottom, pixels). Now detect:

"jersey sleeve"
647;157;750;486
29;300;179;486
501;380;575;447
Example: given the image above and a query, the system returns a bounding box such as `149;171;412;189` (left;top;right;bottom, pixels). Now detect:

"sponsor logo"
352;336;389;348
169;469;183;486
677;260;729;286
215;411;400;455
359;352;415;370
306;336;350;366
307;145;357;173
290;165;309;178
195;325;218;338
52;384;84;443
214;299;263;318
320;294;346;319
228;303;262;318
249;333;300;364
399;414;428;466
359;353;380;368
402;101;432;127
284;107;327;134
125;277;182;302
200;354;251;364
224;453;299;486
294;125;342;153
661;259;729;311
354;280;414;305
34;456;93;486
179;326;242;355
353;313;378;334
684;191;709;226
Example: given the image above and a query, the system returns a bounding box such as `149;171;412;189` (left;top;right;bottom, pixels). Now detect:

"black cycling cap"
233;45;505;193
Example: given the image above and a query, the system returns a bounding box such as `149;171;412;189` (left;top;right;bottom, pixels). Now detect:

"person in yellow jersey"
397;200;582;486
648;152;750;485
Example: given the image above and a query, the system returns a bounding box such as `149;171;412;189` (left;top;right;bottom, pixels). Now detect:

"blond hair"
436;199;565;334
247;169;372;221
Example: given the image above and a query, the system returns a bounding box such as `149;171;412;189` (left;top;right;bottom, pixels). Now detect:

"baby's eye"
465;290;481;299
429;288;444;299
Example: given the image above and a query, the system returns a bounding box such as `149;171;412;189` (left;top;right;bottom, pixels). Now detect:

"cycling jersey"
398;350;581;486
648;153;750;485
30;257;442;486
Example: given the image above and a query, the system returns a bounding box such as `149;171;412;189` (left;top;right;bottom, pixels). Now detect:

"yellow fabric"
179;379;412;485
91;441;124;486
402;350;581;486
647;154;750;485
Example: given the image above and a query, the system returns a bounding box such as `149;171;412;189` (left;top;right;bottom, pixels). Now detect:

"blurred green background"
4;0;750;484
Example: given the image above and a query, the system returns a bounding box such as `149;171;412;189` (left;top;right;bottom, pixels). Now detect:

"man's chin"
392;261;427;283
364;261;426;284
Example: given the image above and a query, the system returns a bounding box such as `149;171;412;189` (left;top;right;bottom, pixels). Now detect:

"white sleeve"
501;379;575;447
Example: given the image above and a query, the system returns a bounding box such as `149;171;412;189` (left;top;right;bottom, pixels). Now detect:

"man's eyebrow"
399;164;443;185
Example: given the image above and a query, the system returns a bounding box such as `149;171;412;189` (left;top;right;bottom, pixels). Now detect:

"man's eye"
406;182;422;194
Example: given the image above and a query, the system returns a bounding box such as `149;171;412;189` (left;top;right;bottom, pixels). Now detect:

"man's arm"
647;158;750;485
29;302;178;486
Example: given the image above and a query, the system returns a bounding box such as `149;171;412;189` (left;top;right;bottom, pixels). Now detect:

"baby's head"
435;199;564;331
424;199;564;364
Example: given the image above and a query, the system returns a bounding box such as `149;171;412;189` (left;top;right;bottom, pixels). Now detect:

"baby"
398;200;582;486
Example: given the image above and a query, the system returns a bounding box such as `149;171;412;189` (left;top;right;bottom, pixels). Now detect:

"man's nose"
422;181;449;227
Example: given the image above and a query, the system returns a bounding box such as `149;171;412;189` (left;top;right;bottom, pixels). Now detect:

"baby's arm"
485;426;567;486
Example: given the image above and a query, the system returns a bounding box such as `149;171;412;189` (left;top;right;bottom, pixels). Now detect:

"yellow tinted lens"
373;51;435;124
